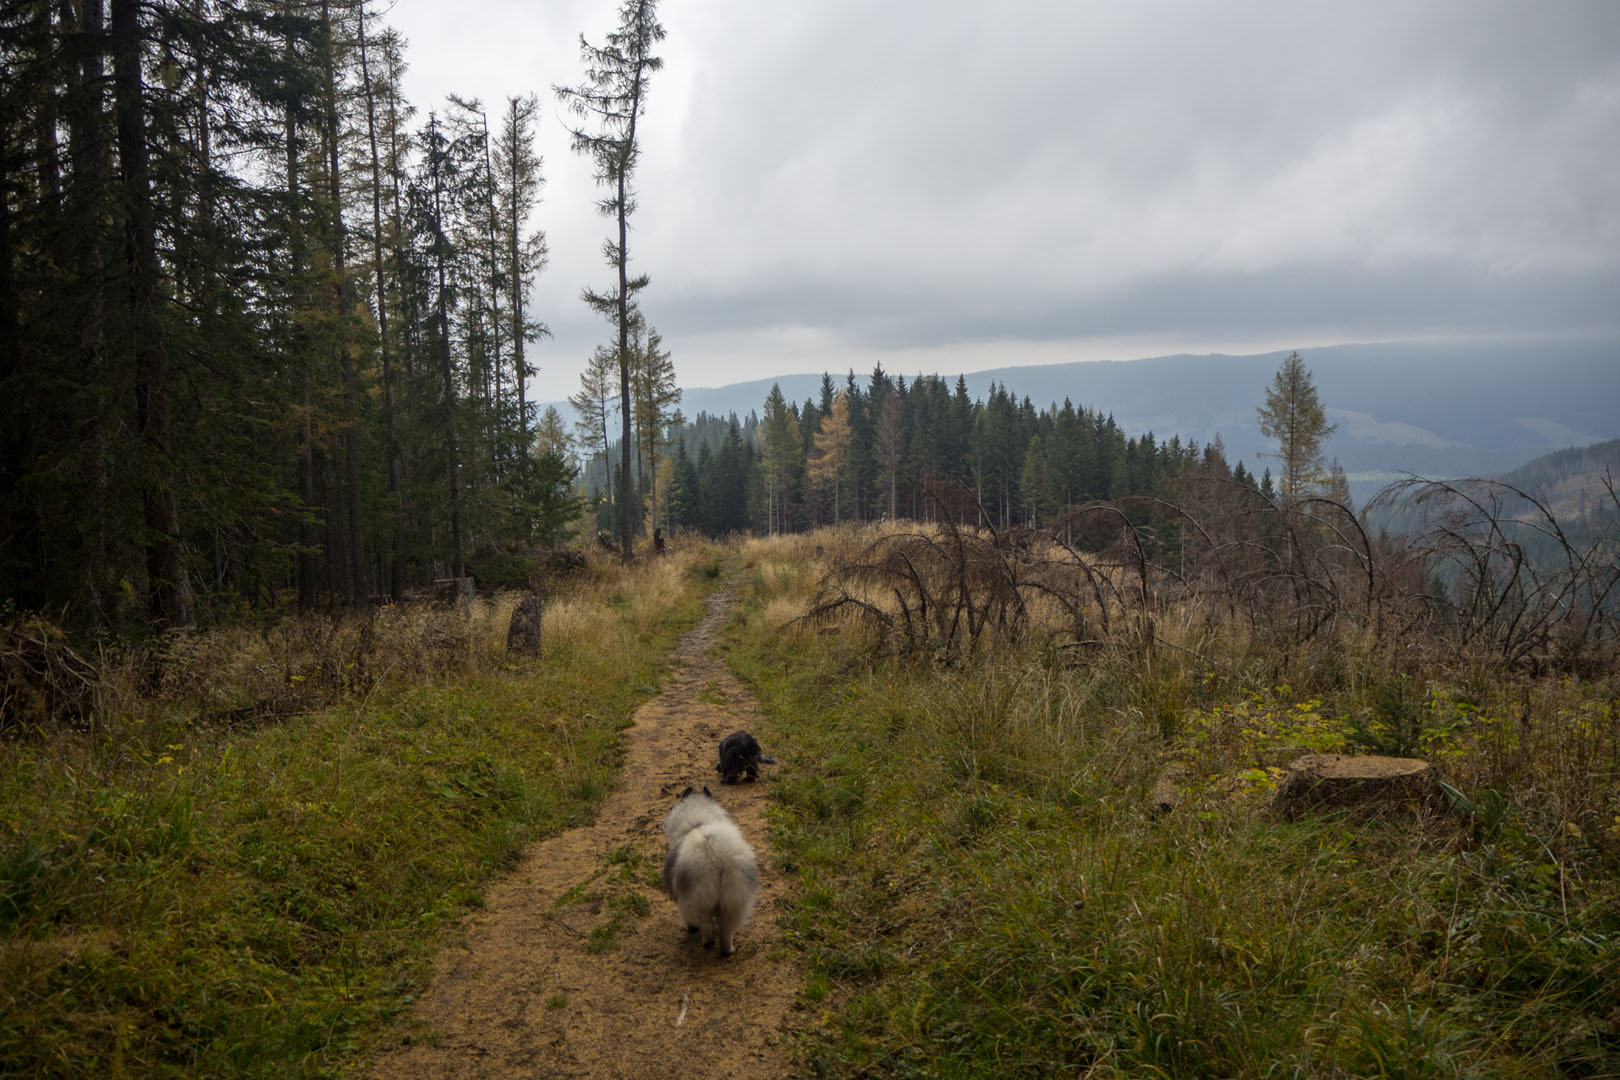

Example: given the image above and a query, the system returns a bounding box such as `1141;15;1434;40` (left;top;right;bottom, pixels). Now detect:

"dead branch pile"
800;473;1619;673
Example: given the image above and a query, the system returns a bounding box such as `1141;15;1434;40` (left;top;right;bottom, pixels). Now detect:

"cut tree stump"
506;593;544;657
1272;753;1442;819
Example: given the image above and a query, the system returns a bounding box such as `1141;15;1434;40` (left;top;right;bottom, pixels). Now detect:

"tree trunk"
321;0;366;604
281;9;319;612
0;102;14;384
112;0;191;626
357;4;405;602
616;164;634;562
479;106;503;470
0;107;24;598
508;102;528;455
430;117;465;579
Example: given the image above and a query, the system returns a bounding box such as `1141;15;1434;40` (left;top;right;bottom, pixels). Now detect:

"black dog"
716;730;777;784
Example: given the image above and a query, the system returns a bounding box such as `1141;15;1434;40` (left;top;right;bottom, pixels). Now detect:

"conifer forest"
1;0;1281;632
657;374;1275;543
2;0;565;629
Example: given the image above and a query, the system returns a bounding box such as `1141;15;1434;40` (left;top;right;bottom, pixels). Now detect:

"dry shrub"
0;614;100;733
541;539;721;652
128;611;388;728
743;534;825;580
1373;477;1620;674
889;643;1159;808
742;532;843;630
623;552;696;626
367;602;475;683
761;595;812;636
106;582;538;729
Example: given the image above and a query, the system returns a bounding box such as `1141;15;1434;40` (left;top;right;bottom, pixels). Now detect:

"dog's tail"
711;839;759;955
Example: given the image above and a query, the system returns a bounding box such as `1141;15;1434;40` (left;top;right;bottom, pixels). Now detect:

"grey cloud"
652;257;1617;350
393;0;1620;390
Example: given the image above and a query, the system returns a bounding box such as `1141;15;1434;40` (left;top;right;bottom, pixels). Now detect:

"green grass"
728;545;1620;1079
559;844;656;956
0;560;713;1079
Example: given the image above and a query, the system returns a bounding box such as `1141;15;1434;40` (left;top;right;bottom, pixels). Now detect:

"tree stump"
1272;753;1442;819
506;594;544;658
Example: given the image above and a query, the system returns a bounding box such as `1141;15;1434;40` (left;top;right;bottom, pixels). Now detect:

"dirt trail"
370;577;799;1079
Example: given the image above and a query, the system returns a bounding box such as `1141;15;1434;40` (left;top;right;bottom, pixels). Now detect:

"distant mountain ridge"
545;338;1620;502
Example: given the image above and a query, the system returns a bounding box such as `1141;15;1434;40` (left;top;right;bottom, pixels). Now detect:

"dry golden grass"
15;542;725;738
538;592;615;653
740;532;841;633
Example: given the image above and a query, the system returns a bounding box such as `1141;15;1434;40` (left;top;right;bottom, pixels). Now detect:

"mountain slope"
1490;437;1620;523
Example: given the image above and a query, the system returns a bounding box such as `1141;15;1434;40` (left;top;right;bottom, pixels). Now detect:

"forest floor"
368;571;800;1079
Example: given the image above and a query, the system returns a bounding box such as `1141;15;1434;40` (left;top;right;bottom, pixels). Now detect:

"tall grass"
731;528;1620;1078
0;544;722;1078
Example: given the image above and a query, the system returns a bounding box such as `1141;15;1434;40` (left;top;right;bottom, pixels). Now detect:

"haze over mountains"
611;338;1618;503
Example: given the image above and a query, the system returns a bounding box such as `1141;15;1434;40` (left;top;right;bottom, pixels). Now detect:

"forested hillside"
592;371;1279;540
1493;437;1620;522
1;1;572;629
643;339;1620;506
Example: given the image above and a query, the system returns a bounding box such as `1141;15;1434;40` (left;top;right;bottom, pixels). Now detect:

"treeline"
1;0;575;629
610;369;1280;539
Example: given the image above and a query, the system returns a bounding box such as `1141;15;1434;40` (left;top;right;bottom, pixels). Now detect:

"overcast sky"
383;0;1620;401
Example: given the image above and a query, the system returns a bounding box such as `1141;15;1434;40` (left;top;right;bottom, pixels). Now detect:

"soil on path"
370;578;800;1079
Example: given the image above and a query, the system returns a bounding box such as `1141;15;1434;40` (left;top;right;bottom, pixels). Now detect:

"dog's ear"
679;785;693;799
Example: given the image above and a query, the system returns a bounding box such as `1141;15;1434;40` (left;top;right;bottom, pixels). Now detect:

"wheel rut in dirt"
371;577;798;1079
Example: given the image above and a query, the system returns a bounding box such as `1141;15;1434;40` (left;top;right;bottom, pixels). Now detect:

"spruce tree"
114;0;195;624
571;342;620;529
496;93;548;449
356;0;408;599
760;384;800;534
873;378;905;520
630;325;679;532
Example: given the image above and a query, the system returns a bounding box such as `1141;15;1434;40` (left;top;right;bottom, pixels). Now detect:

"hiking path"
370;574;799;1079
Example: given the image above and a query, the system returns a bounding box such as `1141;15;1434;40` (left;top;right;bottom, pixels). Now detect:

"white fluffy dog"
661;786;758;956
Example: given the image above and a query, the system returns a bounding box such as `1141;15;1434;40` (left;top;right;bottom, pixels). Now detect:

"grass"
727;528;1620;1079
7;526;1616;1077
554;843;658;957
0;545;721;1078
